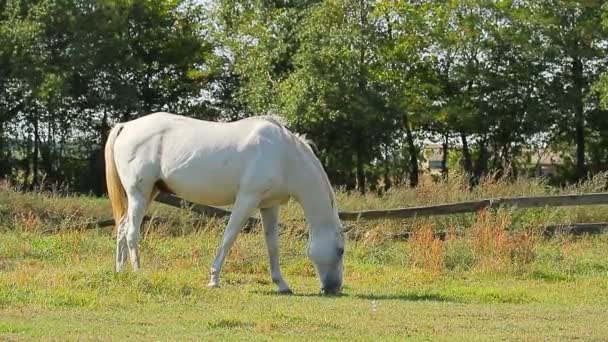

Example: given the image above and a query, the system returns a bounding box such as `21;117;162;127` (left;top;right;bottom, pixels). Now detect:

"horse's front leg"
208;195;259;288
261;206;292;294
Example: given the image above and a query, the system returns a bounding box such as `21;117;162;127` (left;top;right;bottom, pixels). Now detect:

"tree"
529;0;606;180
277;0;401;193
213;0;316;116
374;0;441;187
0;0;217;192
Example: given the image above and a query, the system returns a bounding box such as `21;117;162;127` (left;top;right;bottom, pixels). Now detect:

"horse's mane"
255;113;288;127
260;114;339;219
245;113;341;228
250;114;316;149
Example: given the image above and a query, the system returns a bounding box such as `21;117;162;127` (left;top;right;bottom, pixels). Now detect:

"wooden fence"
337;193;608;220
61;192;608;237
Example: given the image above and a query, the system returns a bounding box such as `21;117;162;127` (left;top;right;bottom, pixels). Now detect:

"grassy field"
1;174;608;340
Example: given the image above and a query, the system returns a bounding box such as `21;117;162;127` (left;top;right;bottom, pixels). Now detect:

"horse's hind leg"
261;206;292;294
115;184;153;272
208;194;260;288
124;190;150;271
116;219;128;272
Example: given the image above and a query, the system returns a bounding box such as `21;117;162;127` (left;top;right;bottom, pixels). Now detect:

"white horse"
104;112;344;294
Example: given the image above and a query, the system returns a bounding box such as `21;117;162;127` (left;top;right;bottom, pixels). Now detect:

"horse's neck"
290;149;340;234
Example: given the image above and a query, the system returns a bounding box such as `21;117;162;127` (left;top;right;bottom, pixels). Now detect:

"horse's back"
113;112;294;206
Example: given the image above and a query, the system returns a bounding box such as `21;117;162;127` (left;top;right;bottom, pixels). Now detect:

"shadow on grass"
354;293;451;302
250;289;449;302
250;289;349;298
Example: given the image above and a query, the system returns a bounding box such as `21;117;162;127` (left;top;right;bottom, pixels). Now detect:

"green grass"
1;229;608;340
1;174;608;340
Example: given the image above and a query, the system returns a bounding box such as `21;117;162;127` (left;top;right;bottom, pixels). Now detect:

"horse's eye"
337;247;344;257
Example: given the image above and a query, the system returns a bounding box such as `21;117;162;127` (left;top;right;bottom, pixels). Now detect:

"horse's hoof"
207;282;220;288
277;288;293;295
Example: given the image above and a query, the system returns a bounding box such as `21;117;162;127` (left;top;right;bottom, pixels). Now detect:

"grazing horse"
105;112;344;294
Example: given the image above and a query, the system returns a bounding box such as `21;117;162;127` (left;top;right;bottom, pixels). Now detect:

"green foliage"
1;0;608;193
0;0;218;191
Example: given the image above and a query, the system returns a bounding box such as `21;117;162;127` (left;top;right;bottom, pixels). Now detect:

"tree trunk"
460;131;473;175
341;152;356;192
497;143;511;180
404;113;418;188
31;115;40;190
474;137;488;181
441;133;449;179
355;132;366;195
356;160;365;194
492;140;500;171
0;123;7;178
573;54;586;180
41;123;54;182
383;145;392;192
354;1;368;195
22;134;31;190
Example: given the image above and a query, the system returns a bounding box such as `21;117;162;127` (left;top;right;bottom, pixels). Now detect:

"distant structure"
421;143;445;176
530;151;563;177
420;143;564;179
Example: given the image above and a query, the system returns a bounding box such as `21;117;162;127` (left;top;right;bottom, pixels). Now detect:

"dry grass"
381;210;543;276
1;172;607;279
2;174;608;340
410;224;444;274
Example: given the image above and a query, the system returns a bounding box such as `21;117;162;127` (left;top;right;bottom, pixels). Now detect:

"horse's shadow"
251;290;347;298
252;290;449;302
353;293;449;302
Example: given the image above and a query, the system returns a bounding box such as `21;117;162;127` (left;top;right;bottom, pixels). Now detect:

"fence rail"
56;192;608;237
338;193;608;221
156;192;608;222
154;193;261;226
364;223;608;241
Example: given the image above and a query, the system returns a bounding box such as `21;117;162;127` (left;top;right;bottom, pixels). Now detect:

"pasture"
2;174;608;340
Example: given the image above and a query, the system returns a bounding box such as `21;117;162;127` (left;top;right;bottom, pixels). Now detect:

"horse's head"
308;228;344;295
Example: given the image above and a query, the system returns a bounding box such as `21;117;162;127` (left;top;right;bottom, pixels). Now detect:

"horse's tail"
105;124;127;231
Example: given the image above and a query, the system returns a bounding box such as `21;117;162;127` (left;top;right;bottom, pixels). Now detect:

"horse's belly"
167;180;238;206
160;158;244;206
259;194;291;208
